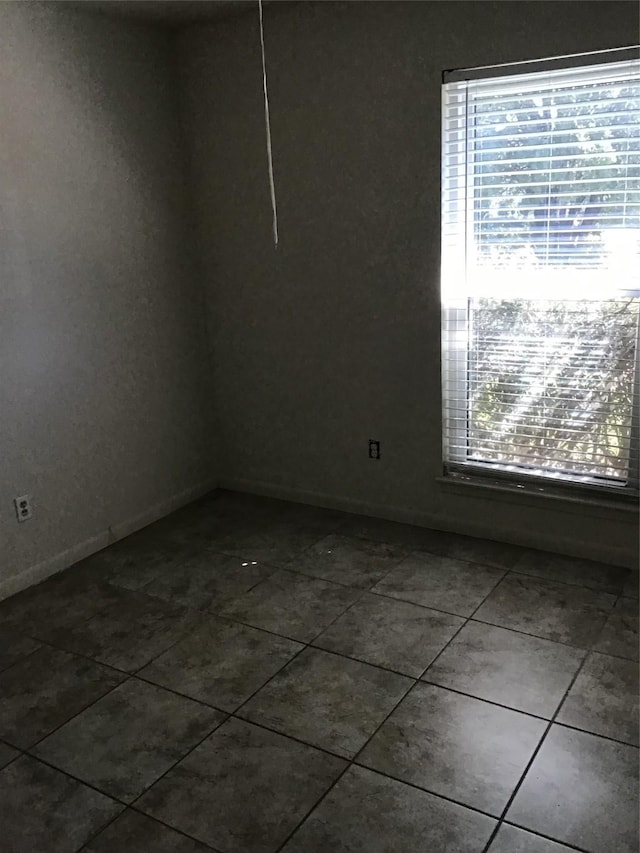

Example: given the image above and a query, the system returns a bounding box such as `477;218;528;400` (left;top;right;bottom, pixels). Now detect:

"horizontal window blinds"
442;56;640;491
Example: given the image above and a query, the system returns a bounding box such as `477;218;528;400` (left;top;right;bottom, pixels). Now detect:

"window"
441;50;640;495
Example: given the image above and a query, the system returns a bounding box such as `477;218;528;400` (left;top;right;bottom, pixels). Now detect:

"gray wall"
0;3;213;597
179;0;639;566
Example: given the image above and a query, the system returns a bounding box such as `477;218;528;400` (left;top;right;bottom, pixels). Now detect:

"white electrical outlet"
14;495;32;523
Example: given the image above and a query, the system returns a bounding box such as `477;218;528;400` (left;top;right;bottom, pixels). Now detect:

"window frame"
441;47;640;500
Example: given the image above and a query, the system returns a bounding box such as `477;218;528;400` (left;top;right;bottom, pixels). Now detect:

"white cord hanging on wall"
258;0;278;247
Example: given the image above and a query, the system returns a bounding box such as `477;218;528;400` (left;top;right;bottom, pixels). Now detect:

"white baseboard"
218;476;436;526
0;530;113;604
0;479;217;602
2;472;634;604
107;479;216;543
219;476;637;568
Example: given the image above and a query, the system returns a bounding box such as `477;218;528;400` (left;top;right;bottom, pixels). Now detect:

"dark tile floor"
0;490;638;853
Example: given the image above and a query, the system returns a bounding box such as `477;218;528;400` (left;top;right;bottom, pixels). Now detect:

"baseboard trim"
219;476;637;568
0;479;217;603
218;476;433;525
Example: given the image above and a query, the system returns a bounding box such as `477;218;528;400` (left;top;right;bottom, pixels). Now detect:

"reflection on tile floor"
0;489;637;852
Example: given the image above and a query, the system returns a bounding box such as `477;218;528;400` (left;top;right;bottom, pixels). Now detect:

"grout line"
583;647;640;664
499;819;604;853
230;643;311;717
0;643;46;678
130;636;640;751
0;743;23;772
336;522;521;572
2;497;636;852
552;720;639;750
508;566;627;596
213;523;338;568
350;759;507;822
416;679;552;722
21;672;134;754
412;613;471;680
348;677;416;768
126;714;230;812
0;583;133;654
468;615;593;651
29;636;139;678
304;587;371;646
272;761;352;852
414;562;512;683
479;645;596;853
228;714;348;763
64;779;223;852
272;675;419;851
77;808;128;852
126;807;225;852
127;672;229;715
7;544;633;767
177;610;307;647
11;617;230;760
366;588;483;619
306;641;426;681
19;750;133;806
14;675;131;755
4;578;628;732
124;624;346;845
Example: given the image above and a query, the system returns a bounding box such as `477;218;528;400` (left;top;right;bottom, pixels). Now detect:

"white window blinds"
441;54;640;492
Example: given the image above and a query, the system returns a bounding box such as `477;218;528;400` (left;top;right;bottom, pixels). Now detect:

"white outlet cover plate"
14;495;32;522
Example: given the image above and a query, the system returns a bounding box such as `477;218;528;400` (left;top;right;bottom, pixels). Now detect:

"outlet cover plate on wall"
14;495;32;522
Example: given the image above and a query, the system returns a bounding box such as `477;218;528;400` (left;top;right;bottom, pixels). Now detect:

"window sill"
437;472;639;519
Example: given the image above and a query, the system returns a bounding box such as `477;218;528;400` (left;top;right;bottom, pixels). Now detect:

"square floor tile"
241;647;411;758
34;679;223;802
219;569;361;642
556;652;639;745
198;490;287;525
289;534;408;589
84;529;197;591
51;589;202;672
282;765;495;853
489;824;578;852
512;551;629;595
358;683;546;815
337;515;453;551
0;755;122;853
233;496;345;530
507;725;639;853
0;571;122;638
0;631;40;674
623;572;639;599
314;593;464;676
373;553;504;617
474;575;615;647
272;501;348;532
210;520;328;564
438;536;524;571
0;646;124;748
137;718;346;853
0;742;19;770
143;551;275;610
140;616;302;710
424;621;584;717
155;503;259;551
594;597;638;661
86;809;212;852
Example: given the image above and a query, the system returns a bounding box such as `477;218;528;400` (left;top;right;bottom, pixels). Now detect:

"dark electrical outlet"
369;440;380;460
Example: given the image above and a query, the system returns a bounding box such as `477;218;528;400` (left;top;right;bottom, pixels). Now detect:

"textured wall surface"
179;0;639;565
0;3;212;595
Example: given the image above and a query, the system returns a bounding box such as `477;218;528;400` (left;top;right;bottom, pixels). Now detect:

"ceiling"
66;0;279;27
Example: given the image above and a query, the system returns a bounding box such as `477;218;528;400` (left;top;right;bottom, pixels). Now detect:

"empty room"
0;1;638;851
